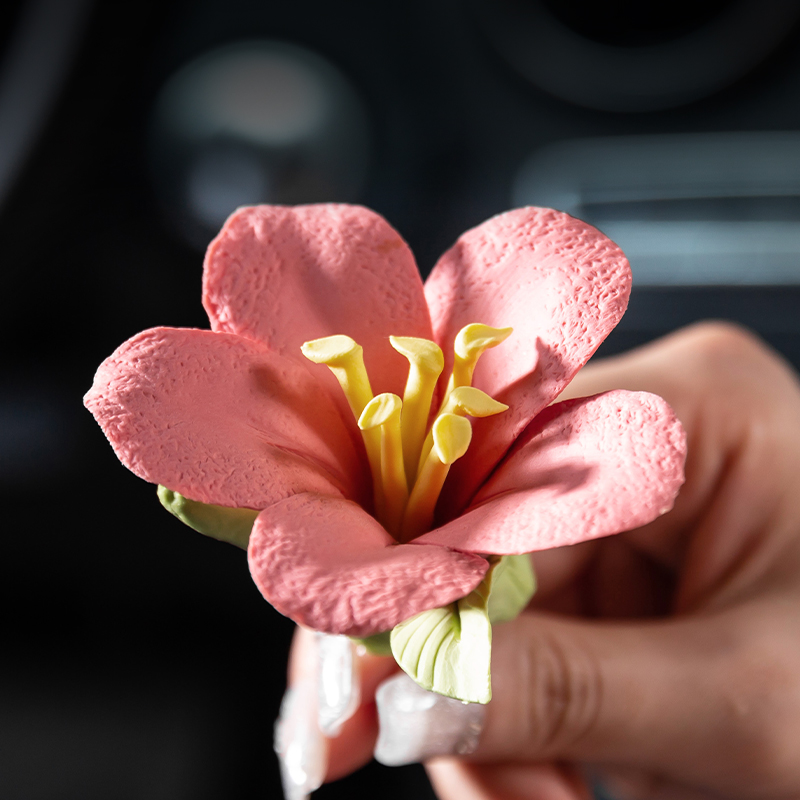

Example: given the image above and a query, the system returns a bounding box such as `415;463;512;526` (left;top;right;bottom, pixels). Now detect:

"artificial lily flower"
85;204;686;702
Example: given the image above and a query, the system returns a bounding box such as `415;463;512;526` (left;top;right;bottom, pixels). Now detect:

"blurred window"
514;132;800;286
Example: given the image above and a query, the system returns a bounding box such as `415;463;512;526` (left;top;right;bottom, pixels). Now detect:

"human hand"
282;322;800;800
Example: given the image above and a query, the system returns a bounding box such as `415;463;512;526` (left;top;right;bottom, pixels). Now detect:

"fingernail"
274;680;326;800
373;672;485;766
316;633;360;737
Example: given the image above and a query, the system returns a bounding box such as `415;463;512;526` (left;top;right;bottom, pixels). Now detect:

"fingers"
473;603;800;797
281;597;800;797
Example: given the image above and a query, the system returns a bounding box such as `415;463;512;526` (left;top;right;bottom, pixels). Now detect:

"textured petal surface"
248;493;489;637
203;204;433;400
417;391;686;554
425;207;632;515
84;327;368;509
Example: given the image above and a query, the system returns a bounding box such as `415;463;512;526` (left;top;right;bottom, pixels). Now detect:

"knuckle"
677;321;773;373
520;628;603;756
668;321;800;425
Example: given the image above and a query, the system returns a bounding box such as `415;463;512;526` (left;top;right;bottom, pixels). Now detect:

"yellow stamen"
301;335;373;417
358;393;408;537
417;386;508;475
389;336;444;485
302;326;512;541
301;334;383;515
445;324;513;397
401;414;472;542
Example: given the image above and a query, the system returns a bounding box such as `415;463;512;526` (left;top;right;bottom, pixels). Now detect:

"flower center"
301;325;510;540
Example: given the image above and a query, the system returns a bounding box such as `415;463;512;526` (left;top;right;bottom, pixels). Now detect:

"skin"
293;321;800;800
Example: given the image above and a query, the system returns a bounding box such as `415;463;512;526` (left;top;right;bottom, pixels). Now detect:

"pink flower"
85;204;686;638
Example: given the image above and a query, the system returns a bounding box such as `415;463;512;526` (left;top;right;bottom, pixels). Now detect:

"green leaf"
352;630;392;656
157;486;259;549
487;554;536;625
390;564;496;704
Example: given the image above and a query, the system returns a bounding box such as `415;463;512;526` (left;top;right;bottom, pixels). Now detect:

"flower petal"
202;204;434;399
416;391;686;554
84;327;369;509
425;207;631;514
248;493;489;637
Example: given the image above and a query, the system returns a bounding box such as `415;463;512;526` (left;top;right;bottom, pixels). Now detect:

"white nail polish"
316;633;360;737
374;672;485;766
274;680;326;800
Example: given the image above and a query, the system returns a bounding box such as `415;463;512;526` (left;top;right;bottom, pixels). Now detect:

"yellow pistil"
417;386;508;475
389;336;444;485
301;334;383;515
358;393;408;536
400;413;472;543
445;324;513;398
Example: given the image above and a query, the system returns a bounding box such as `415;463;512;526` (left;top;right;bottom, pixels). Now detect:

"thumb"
475;608;767;785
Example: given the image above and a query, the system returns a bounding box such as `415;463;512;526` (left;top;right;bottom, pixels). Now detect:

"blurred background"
3;0;800;797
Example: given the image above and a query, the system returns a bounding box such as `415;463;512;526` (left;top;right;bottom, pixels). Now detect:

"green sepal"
157;486;259;550
390;562;498;704
389;555;536;705
352;630;392;656
487;554;536;625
